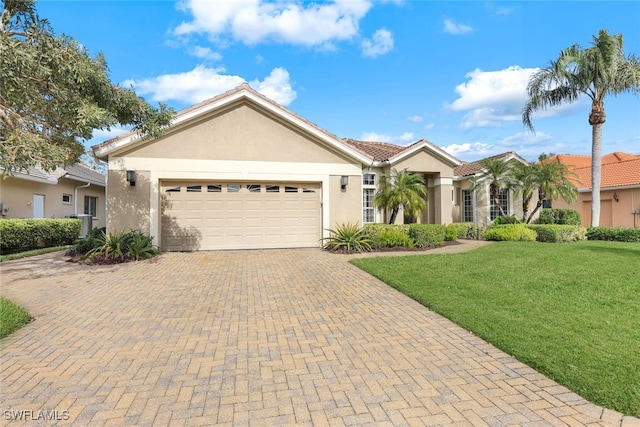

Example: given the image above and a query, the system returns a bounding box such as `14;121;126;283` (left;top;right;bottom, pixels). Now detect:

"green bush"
537;208;582;225
374;228;416;248
84;230;159;263
485;224;537;241
444;224;458;241
407;224;445;248
525;224;587;242
323;223;373;253
586;227;640;242
492;214;521;225
448;222;483;240
0;219;81;254
74;227;107;254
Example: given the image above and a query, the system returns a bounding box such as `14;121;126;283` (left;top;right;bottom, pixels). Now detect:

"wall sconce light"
613;192;619;202
340;176;348;190
126;170;136;186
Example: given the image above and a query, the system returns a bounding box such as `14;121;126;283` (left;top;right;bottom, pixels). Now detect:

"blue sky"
38;0;640;162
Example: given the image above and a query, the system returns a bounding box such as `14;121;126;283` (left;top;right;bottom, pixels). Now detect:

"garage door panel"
161;181;321;251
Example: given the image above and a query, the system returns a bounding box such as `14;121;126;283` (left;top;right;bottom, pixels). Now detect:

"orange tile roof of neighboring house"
551;152;640;189
453;151;520;177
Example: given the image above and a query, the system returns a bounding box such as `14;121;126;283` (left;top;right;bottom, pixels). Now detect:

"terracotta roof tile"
551;152;640;189
341;138;408;161
453;152;519;177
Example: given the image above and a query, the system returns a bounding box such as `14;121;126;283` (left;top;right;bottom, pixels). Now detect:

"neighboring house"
0;163;106;228
453;152;538;227
548;152;640;227
92;83;532;251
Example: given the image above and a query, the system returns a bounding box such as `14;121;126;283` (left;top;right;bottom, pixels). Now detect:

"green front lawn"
351;241;640;418
0;297;32;339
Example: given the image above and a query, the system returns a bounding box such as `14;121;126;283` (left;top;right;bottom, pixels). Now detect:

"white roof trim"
386;139;461;167
93;87;373;165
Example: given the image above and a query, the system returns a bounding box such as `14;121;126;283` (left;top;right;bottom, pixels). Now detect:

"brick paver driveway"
1;248;638;426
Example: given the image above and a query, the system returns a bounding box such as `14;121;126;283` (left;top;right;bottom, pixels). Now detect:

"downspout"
74;183;90;215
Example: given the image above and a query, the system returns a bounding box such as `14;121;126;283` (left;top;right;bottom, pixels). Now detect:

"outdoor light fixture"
613;192;619;202
126;170;136;186
340;176;349;190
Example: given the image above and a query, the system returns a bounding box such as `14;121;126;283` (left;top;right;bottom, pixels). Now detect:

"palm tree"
525;156;578;224
471;158;513;219
522;29;640;226
510;162;538;223
373;169;427;224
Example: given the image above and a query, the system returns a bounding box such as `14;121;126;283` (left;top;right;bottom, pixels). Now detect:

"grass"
0;245;71;262
351;240;640;418
0;297;32;339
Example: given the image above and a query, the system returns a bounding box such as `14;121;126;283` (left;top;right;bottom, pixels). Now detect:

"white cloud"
407;115;423;123
360;131;415;145
361;28;394;57
441;142;493;158
424;123;435;130
443;19;473;35
189;46;222;61
174;0;372;48
249;67;297;105
448;66;587;130
124;65;297;106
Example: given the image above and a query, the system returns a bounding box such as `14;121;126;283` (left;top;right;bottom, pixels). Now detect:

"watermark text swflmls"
3;409;70;421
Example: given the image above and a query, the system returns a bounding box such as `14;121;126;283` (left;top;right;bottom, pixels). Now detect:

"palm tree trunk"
389;208;399;224
591;123;602;227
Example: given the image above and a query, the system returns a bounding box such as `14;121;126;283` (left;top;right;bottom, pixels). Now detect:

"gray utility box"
73;214;93;238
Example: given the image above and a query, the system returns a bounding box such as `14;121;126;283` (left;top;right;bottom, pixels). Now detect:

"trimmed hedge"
363;223;445;249
587;227;640;242
524;224;587;242
485;224;537;241
447;222;483;240
0;219;81;254
537;208;582;225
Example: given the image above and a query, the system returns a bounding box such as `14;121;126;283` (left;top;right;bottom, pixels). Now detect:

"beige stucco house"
93;84;533;251
0;163;106;228
549;153;640;227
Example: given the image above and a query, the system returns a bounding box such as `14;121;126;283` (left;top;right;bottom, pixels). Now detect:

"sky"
36;0;640;162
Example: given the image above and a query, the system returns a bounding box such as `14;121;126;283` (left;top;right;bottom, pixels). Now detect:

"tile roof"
341;138;408;161
550;152;640;189
11;163;106;186
453;152;521;177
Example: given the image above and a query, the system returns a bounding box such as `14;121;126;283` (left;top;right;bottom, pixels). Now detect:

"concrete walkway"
1;244;638;426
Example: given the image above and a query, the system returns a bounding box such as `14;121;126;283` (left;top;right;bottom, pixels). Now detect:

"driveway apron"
0;249;637;426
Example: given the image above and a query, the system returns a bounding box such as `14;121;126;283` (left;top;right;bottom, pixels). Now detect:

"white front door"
33;194;45;218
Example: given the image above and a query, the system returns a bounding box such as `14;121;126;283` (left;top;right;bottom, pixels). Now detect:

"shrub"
447;222;484;240
537;208;582;225
84;230;159;263
586;227;640;242
492;214;521;225
323;223;373;254
525;224;587;242
73;227;107;254
444;224;458;241
485;224;537;241
0;219;80;254
374;228;416;248
407;224;445;248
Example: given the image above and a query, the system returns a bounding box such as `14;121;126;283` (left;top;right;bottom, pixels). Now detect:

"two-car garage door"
160;181;321;251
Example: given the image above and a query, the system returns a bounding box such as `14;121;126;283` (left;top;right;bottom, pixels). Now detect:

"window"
542;199;552;209
363;173;375;186
266;185;280;193
302;188;316;193
247;184;261;193
490;189;509;221
207;185;222;193
462;190;474;222
227;184;241;193
363;189;375;223
62;194;72;204
166;187;180;192
84;196;98;218
186;185;201;192
285;186;298;193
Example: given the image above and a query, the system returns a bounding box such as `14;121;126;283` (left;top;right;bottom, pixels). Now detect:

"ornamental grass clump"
322;223;373;254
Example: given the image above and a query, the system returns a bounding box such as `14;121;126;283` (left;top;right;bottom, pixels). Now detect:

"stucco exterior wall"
119;103;354;165
328;175;362;228
393;150;454;175
552;188;640;227
0;176;106;228
107;170;151;235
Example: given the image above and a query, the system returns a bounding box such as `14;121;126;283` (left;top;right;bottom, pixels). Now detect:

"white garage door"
161;181;322;251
